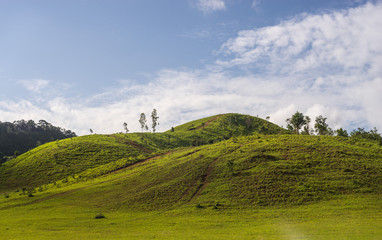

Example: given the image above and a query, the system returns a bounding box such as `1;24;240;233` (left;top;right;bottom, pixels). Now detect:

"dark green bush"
95;213;106;219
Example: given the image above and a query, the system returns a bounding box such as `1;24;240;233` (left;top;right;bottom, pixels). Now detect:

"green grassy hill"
2;133;382;210
1;113;381;207
1;114;382;239
0;134;154;192
0;113;286;192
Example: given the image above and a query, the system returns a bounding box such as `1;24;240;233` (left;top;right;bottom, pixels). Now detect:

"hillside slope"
0;134;153;192
0;113;286;192
2;134;381;210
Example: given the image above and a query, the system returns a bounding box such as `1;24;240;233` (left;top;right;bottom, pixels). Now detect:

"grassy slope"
0;113;286;192
2;134;381;210
0;134;381;239
0;135;153;192
1;114;382;239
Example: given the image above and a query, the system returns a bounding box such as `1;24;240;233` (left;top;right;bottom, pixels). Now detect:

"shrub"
195;203;204;209
95;213;106;219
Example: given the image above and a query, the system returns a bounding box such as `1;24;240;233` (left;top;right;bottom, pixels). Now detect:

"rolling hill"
1;113;382;239
0;113;286;192
1;113;381;208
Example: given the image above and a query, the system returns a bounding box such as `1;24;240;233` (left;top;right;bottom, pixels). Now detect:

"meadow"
1;114;381;239
0;194;381;239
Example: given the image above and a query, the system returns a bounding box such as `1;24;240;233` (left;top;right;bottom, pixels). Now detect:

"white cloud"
19;79;50;93
196;0;226;14
218;2;382;75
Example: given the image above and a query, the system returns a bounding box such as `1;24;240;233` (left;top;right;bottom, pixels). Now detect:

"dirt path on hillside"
181;157;219;203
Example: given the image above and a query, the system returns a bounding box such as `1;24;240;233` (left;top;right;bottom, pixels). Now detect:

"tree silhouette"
139;113;147;132
151;109;159;133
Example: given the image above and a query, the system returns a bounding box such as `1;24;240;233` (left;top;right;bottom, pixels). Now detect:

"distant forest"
0;120;76;158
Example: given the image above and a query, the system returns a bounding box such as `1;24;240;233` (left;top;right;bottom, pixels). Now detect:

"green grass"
0;194;381;239
0;113;287;193
0;134;154;192
2;134;381;210
0;113;381;239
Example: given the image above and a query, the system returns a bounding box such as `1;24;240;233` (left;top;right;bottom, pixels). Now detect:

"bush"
95;213;106;219
195;203;204;209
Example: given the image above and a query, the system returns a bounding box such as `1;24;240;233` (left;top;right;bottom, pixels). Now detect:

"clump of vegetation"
195;203;204;209
95;213;106;219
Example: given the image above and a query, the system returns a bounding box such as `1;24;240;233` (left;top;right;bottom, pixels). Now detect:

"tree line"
0;119;76;162
286;111;382;143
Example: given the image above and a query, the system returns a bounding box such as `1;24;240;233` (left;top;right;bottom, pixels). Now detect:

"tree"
314;115;333;135
336;128;348;137
286;111;309;134
351;127;381;143
301;116;312;135
151;109;159;133
139;113;147;132
123;122;129;134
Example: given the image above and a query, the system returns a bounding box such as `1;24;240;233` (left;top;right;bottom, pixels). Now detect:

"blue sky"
1;0;381;135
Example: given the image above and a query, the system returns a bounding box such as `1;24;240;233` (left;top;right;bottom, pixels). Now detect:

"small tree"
301;116;312;135
286;111;309;134
139;113;147;132
123;122;129;134
314;115;333;135
336;128;348;137
151;109;159;133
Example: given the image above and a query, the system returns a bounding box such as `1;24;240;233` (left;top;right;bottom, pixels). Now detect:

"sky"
1;0;381;135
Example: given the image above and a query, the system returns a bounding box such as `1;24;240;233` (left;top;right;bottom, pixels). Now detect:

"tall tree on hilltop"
314;115;333;135
301;116;312;135
123;122;129;134
286;111;309;134
139;113;147;133
151;108;159;133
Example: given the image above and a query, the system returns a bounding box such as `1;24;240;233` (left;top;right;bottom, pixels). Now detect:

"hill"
1;130;382;209
0;114;382;239
0;113;286;192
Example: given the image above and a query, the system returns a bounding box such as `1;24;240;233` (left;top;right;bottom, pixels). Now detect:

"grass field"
0;194;381;239
1;114;381;239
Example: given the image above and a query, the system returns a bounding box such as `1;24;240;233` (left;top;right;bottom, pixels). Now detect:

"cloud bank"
1;2;381;135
